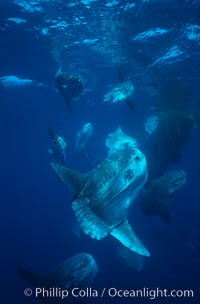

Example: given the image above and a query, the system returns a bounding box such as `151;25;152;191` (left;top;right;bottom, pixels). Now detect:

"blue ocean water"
0;0;200;303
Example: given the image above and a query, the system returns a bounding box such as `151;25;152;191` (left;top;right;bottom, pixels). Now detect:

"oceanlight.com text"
107;287;194;299
24;287;194;300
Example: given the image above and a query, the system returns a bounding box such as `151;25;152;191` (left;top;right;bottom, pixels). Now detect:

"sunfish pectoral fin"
125;97;135;112
111;220;150;257
50;162;89;194
72;198;110;240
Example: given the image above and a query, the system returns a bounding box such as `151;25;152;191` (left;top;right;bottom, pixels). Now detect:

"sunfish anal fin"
50;162;89;194
111;219;150;257
72;198;110;240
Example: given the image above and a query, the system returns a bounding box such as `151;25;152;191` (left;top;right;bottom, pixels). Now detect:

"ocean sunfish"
144;115;159;135
140;170;187;223
55;68;83;112
0;75;42;87
75;122;94;167
18;253;98;290
76;123;93;151
51;146;150;256
48;126;67;166
103;71;135;111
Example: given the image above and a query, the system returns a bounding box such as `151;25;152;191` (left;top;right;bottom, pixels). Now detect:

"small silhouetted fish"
55;68;83;112
75;123;94;167
48;126;67;166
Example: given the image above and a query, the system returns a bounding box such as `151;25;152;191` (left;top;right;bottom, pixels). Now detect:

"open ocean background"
0;0;200;303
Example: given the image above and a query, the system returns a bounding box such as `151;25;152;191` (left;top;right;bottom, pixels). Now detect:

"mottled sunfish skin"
106;126;138;155
18;253;98;289
140;170;187;223
51;147;150;257
55;67;83;112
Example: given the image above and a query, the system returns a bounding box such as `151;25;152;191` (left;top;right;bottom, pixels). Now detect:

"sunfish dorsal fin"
111;220;150;257
17;268;44;287
51;162;89;194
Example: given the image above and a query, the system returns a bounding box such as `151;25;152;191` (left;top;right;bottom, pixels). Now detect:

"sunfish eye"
124;169;134;182
135;154;141;161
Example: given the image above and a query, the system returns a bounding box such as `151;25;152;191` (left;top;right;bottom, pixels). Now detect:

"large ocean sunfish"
51;147;150;257
18;253;98;290
140;170;187;223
